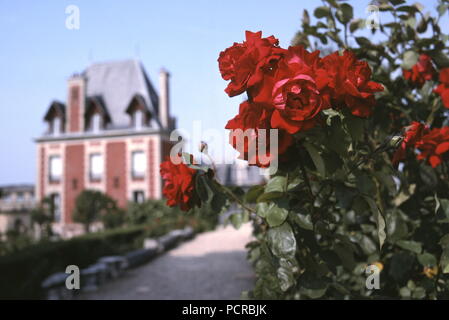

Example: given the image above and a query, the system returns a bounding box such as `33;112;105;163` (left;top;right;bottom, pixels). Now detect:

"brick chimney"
159;68;170;129
67;74;86;133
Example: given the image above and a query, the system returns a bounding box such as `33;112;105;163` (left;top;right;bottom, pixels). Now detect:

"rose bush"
161;0;449;299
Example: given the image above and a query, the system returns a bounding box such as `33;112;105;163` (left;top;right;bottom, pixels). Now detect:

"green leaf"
256;202;269;218
356;174;376;195
396;240;422;254
440;234;449;247
324;0;338;8
328;116;349;155
267;222;296;258
293;212;313;231
302;9;310;26
277;258;297;292
401;50;419;70
429;50;449;68
303;142;326;177
314;6;331;18
364;196;387;250
439;235;449;274
256;191;283;203
334;243;356;271
386;210;409;242
336;3;353;24
298;272;329;299
265;176;287;193
230;212;243;229
195;174;210;202
335;183;357;210
211;192;227;214
244;185;264;203
418;252;437;267
441;249;449;274
355;37;371;47
389;0;406;5
266;201;289;227
349;19;362;33
435;197;449;222
344;114;365;142
438;3;448;16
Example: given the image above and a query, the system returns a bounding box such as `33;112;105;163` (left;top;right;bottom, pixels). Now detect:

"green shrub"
0;225;146;299
0;199;219;299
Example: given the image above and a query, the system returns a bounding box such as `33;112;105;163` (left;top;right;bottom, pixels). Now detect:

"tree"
73;190;118;233
31;196;54;238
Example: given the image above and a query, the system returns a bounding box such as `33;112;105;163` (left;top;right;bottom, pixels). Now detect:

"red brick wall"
39;146;45;200
64;144;85;223
69;86;80;132
148;140;155;198
162;140;173;160
106;141;127;207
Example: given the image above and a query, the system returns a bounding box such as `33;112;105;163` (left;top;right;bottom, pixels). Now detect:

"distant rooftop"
0;184;35;194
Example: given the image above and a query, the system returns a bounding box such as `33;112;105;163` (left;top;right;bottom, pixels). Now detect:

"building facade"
35;60;175;236
0;184;35;235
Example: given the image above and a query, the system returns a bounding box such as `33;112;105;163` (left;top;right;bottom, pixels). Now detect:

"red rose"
392;121;429;165
403;54;435;88
225;101;293;167
434;68;449;109
322;50;384;117
160;156;198;211
416;127;449;168
261;46;329;134
218;31;285;97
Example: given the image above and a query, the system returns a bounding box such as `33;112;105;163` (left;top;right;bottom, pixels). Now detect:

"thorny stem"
298;152;314;199
426;99;441;126
218;181;257;214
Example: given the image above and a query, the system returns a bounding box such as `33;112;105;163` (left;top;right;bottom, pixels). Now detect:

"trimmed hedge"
0;225;147;299
0;199;219;299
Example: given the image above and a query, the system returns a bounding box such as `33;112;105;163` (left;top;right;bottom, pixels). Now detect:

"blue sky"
0;0;445;184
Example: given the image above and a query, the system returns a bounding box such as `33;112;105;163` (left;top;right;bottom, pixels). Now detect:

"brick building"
35;60;175;236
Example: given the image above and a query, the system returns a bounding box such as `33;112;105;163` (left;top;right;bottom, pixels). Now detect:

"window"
49;156;62;182
134;110;143;130
16;192;24;202
89;153;104;181
133;190;145;204
132;151;146;178
91;114;102;133
53;117;61;136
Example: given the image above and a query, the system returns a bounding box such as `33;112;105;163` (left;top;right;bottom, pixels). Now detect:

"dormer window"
91;113;102;133
53;117;61;136
44;102;66;136
85;97;109;133
134;110;143;130
126;95;150;130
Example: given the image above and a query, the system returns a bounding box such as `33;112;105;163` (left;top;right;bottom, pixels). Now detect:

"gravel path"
79;223;255;300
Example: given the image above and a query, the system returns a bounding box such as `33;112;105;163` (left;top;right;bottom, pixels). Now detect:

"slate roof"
83;59;161;129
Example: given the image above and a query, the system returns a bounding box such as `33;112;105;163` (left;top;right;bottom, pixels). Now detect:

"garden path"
79;223;255;300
